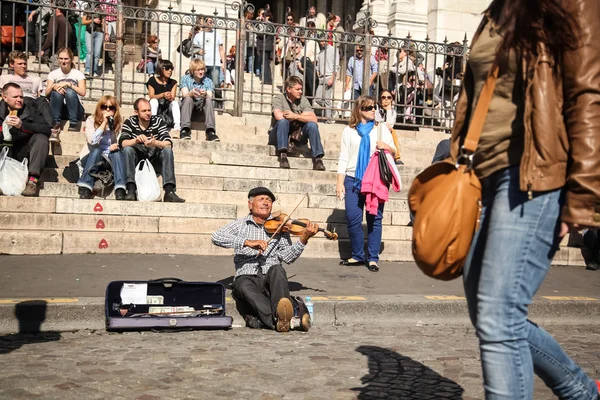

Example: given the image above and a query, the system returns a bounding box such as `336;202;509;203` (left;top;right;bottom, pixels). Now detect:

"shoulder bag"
408;64;499;280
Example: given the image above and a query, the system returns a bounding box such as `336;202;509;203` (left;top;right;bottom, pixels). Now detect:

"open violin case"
105;278;233;331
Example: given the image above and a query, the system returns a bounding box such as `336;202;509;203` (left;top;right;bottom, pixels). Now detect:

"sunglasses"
287;18;293;21
356;49;363;53
381;96;392;100
101;104;117;111
163;66;173;71
360;105;375;111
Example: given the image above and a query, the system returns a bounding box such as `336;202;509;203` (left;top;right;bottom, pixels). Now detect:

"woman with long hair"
336;96;396;272
142;34;162;75
77;95;125;200
147;59;180;134
450;0;600;397
378;90;402;164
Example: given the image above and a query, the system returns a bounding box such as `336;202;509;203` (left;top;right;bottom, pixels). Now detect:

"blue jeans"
464;166;598;400
85;31;104;74
206;66;221;88
146;61;156;74
77;147;126;191
49;89;84;125
343;175;384;263
353;86;374;100
274;119;324;158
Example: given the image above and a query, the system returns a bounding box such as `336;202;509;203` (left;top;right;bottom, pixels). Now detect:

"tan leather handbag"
408;65;499;280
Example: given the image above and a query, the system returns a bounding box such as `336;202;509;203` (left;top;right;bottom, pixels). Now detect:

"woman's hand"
376;141;391;152
109;143;119;152
336;181;345;201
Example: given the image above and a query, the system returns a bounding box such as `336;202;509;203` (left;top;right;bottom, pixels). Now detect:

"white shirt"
0;74;42;99
192;29;223;67
337;123;396;177
47;67;86;103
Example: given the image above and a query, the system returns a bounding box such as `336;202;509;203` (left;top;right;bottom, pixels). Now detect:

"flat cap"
248;186;276;202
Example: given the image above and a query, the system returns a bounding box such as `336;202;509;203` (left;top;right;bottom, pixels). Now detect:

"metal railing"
0;0;468;129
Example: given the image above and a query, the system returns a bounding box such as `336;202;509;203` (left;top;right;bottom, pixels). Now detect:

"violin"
264;211;338;241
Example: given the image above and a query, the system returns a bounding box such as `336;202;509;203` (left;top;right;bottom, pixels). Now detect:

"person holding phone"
179;58;219;142
77;95;125;200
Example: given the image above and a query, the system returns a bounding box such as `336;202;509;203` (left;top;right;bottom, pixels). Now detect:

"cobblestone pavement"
0;324;598;400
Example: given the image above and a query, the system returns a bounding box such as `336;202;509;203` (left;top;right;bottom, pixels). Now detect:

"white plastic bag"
2;119;12;141
134;159;161;202
0;147;28;196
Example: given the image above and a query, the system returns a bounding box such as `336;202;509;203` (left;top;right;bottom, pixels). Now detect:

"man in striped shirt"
119;98;185;203
212;187;318;332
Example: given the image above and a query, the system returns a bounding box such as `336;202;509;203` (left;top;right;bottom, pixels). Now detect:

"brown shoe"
275;297;293;332
21;181;40;197
312;157;326;171
279;152;290;169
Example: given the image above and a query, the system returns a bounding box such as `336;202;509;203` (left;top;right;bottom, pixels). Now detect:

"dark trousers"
2;133;49;176
274;119;324;158
122;145;176;188
231;265;290;330
583;229;600;263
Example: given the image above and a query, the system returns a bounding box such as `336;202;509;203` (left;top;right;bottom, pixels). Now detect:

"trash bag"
134;159;161;202
0;147;28;196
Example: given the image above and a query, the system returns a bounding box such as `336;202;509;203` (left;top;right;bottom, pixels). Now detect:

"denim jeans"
77;147;126;191
464;165;598;400
85;30;104;75
146;61;156;74
122;145;176;188
49;89;84;125
343;175;384;263
274;119;324;158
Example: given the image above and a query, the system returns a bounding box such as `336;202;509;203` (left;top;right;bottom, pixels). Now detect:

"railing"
0;0;468;130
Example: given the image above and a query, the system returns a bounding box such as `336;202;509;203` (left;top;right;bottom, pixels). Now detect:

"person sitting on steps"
119;98;185;203
45;48;86;133
179;59;219;142
147;60;181;137
0;82;52;197
212;186;318;332
269;76;325;170
77;95;126;200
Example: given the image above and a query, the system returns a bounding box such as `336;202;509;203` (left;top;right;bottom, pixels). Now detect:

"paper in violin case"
105;278;233;331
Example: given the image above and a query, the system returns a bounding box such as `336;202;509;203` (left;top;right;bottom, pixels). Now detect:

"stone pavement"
0;324;598;400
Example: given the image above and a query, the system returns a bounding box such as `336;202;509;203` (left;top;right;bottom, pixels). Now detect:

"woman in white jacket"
77;95;125;199
336;95;396;271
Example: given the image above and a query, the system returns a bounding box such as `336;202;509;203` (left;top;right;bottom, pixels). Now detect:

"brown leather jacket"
450;0;600;227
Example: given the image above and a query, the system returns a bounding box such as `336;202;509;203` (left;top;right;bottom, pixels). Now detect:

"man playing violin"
212;186;319;332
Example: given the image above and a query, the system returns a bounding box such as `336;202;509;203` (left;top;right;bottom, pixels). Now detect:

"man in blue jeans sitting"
119;98;184;203
269;76;325;170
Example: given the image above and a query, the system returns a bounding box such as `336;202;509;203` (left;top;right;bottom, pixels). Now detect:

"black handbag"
378;150;392;185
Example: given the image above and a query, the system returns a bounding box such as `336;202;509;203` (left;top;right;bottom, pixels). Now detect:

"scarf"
353;120;374;189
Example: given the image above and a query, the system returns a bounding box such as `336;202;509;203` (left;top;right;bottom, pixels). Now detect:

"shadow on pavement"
353;345;464;400
0;300;61;355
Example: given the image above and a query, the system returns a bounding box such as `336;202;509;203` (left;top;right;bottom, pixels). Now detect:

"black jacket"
0;98;52;144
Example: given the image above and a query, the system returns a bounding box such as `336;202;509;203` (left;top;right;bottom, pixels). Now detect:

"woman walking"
336;96;396;272
451;0;600;398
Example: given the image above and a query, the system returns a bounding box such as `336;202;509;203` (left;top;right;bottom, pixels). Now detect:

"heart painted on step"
96;219;105;230
98;239;109;249
94;203;103;213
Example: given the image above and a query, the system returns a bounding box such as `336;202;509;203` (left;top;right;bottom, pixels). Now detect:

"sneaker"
49;124;61;143
180;127;191;140
275;297;293;332
324;120;335;124
290;314;310;331
114;188;126;200
68;122;80;132
279;153;290;169
84;71;91;78
205;130;220;142
21;181;39;197
395;159;404;165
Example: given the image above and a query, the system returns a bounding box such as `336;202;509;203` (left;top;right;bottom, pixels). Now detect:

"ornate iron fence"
0;0;468;129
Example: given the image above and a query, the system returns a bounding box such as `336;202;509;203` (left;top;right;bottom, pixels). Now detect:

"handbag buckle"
455;146;474;171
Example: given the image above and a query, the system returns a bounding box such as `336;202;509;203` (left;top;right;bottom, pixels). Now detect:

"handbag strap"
461;64;500;153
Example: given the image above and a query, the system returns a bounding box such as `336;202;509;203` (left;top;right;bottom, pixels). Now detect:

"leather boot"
312;157;326;171
279;152;290;169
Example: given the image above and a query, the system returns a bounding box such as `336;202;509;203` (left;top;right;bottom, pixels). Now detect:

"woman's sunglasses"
360;105;375;111
101;104;117;111
163;66;173;71
381;96;393;100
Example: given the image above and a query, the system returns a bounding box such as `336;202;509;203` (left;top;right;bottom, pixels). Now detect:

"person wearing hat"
212;186;319;332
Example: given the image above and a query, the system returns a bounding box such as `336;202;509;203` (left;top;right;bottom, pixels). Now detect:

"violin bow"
266;193;307;245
